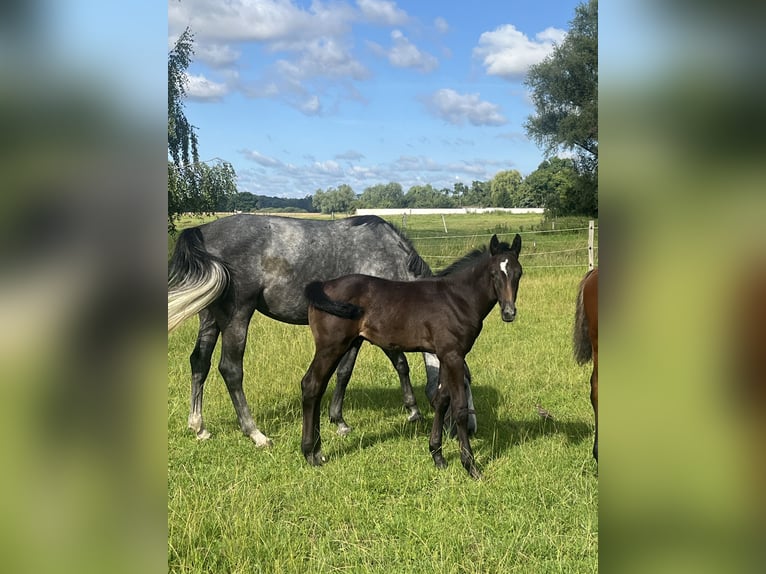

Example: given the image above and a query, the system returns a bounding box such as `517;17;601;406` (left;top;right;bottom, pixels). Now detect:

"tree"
168;27;237;232
520;157;578;214
405;184;453;208
524;0;597;215
357;183;404;208
312;184;356;213
490;170;523;207
463;180;491;207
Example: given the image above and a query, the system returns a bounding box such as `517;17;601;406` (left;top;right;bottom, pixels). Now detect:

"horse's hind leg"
187;309;219;440
383;350;422;423
302;344;349;466
329;339;363;436
218;309;272;447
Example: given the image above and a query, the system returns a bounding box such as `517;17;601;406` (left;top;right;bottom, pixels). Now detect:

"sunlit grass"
168;214;598;573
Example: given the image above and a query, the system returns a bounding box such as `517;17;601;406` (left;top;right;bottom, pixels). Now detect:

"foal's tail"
305;282;364;320
168;227;230;332
573;269;595;365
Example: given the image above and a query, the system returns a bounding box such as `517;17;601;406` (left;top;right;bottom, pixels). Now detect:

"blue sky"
169;0;583;199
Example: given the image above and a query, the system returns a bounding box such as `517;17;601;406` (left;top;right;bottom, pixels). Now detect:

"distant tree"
463;180;491;206
312;184;356;213
405;184;453;208
168;27;237;232
520;157;578;214
490;169;523;207
524;0;597;216
357;182;404;208
452;182;469;206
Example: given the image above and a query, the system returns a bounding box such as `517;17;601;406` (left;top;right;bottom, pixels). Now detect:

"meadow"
168;212;598;573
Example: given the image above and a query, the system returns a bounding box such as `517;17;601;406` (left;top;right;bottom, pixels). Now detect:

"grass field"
168;212;598;573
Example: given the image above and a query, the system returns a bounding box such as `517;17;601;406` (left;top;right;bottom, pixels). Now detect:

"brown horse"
301;234;522;479
574;267;598;461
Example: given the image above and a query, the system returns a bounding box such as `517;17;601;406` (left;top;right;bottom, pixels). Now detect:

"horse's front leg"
444;353;481;479
428;383;450;470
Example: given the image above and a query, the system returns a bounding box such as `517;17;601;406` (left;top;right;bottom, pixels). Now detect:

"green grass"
168;213;598;573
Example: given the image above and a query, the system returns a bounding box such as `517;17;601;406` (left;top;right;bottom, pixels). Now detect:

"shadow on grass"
247;382;595;464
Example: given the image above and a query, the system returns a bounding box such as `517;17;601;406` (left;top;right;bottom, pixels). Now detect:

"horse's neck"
446;260;496;316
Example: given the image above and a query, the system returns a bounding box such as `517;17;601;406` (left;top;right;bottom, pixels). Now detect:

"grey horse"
168;214;476;447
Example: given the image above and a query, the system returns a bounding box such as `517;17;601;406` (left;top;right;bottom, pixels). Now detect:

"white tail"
168;261;228;332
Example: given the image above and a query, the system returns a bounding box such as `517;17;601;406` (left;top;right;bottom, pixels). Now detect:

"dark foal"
574;267;598;461
301;234;522;479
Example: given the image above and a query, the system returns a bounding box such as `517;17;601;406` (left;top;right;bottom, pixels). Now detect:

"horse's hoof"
337;423;352;437
250;431;273;448
306;452;326;466
195;429;212;440
407;410;423;423
467;466;483;480
432;455;448;470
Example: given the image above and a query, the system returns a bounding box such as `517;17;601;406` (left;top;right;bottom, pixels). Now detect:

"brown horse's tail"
573;270;594;365
305;282;364;320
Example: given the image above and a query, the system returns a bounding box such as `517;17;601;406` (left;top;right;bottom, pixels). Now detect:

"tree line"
217;156;594;217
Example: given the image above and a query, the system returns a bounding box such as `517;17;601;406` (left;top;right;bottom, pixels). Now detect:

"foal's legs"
428;353;480;479
382;350;422;422
328;339;363;436
187;309;219;439
302;342;351;465
217;307;272;447
329;345;421;436
424;353;477;437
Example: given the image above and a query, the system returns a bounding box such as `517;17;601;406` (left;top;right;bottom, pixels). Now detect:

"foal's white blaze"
500;258;509;277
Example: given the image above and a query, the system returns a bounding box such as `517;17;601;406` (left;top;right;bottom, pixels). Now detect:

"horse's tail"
573;270;594;365
168;227;230;332
305;281;364;320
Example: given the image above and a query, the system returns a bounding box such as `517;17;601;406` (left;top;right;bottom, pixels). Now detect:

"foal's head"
489;234;522;322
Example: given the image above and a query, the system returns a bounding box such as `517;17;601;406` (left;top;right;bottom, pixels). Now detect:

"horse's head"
489;233;522;322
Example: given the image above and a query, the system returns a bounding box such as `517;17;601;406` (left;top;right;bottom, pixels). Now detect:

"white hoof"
250;430;273;448
196;429;212;440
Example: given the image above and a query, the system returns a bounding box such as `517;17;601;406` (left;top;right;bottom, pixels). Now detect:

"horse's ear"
489;234;500;255
510;233;522;256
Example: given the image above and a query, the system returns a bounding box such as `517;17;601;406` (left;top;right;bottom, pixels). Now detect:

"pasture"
168;212;598;573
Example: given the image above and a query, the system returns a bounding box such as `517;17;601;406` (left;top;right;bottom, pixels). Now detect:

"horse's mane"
437;239;512;277
348;215;433;278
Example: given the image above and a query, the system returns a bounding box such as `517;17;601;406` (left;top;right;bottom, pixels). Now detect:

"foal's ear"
510;233;522;256
489;234;500;255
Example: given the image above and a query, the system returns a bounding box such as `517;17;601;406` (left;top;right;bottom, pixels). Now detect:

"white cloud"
423;89;507;127
474;24;566;79
169;0;354;43
434;17;449;34
195;43;241;68
244;150;283;168
184;73;229;101
387;30;438;72
356;0;408;26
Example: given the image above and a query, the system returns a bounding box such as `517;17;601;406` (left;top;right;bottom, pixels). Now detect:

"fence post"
441;215;448;234
588;220;595;270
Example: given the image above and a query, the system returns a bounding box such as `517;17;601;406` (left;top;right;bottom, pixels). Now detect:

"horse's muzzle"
501;306;516;322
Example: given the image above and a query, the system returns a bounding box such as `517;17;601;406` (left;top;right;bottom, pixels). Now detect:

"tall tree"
524;0;597;215
490;169;523;207
168;27;237;232
357;183;404;208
